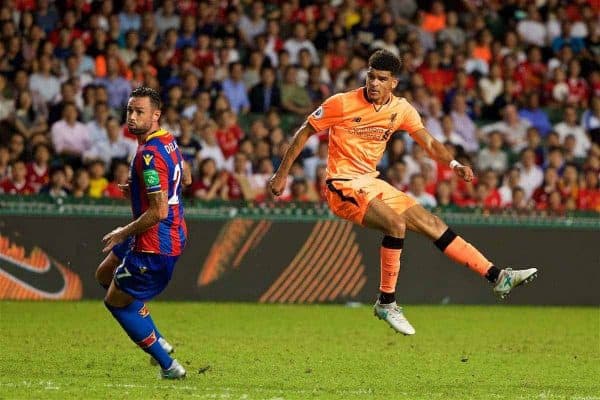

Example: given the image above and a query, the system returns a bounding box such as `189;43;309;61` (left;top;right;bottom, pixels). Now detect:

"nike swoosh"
0;251;68;298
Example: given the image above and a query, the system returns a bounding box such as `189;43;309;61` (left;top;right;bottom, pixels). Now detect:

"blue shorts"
113;251;178;301
112;236;134;261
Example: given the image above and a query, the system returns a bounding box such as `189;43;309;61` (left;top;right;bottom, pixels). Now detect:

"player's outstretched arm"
102;191;168;252
269;121;317;196
409;128;474;182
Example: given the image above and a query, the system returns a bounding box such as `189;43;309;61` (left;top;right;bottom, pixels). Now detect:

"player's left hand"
102;227;126;253
454;165;474;182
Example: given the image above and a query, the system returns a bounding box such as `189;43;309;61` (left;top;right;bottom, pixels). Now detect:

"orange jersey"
307;87;424;179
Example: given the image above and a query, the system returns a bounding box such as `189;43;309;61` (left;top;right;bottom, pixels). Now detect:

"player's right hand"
454;165;474;182
102;226;126;253
268;173;287;196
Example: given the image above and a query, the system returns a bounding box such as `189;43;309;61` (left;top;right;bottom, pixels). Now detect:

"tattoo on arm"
121;191;168;237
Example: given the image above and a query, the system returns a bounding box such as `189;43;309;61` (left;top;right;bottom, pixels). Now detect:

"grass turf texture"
0;302;598;400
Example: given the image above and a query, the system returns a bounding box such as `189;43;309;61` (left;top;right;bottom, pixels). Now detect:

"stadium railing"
1;194;598;229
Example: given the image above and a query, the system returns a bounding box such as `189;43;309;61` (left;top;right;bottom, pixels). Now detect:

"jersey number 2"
168;162;183;205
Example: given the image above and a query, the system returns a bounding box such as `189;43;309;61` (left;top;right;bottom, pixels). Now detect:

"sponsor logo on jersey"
143;170;160;187
143;154;154;166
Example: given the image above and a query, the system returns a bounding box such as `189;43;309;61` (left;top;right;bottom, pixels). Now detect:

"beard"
128;122;152;135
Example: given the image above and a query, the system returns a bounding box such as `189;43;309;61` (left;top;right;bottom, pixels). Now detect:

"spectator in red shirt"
26;143;51;192
566;59;589;107
103;160;130;199
533;167;560;209
481;169;502;207
195;33;215;69
48;10;82;47
224;151;253;201
189;158;227;201
216;109;244;160
515;47;547;93
15;0;36;11
1;160;35;195
417;51;455;101
578;169;600;211
474;182;500;209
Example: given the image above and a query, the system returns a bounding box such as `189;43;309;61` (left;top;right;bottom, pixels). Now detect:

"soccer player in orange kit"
269;50;538;335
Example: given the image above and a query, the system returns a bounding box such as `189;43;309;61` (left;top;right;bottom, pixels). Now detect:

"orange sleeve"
397;102;424;134
307;94;344;132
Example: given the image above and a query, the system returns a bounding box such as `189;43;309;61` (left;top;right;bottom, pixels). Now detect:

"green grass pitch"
0;302;598;400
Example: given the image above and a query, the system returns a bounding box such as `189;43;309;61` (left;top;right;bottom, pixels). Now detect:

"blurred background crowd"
0;0;599;214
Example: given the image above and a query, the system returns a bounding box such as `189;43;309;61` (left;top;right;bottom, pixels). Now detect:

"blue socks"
105;300;173;369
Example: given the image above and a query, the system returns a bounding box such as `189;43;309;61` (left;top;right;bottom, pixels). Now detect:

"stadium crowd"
0;0;599;214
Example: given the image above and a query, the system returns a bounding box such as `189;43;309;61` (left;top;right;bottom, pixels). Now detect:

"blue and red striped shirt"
129;129;187;256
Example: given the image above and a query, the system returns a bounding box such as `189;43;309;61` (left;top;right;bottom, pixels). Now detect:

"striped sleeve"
140;148;168;194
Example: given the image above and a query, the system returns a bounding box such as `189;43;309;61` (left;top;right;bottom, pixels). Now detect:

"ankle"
379;291;396;304
485;266;501;283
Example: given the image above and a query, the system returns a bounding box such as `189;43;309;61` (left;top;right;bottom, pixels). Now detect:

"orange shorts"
325;176;418;226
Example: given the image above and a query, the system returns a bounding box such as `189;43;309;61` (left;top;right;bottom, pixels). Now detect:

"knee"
95;265;111;288
431;215;447;234
426;214;448;238
387;215;406;237
94;266;103;284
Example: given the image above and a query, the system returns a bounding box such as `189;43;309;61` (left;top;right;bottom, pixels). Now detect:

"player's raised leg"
104;278;185;379
94;237;175;363
363;198;415;335
402;204;538;299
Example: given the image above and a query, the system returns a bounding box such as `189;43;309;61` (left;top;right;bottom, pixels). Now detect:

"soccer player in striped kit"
102;87;187;378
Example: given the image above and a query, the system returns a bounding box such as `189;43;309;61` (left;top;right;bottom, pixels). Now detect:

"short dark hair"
368;50;401;76
10;159;25;167
130;86;162;110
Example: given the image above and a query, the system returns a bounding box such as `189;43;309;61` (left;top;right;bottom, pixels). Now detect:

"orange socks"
434;228;493;277
379;236;404;294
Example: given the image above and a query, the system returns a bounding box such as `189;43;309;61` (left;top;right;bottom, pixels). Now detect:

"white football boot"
493;267;539;299
373;300;416;335
160;359;186;379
